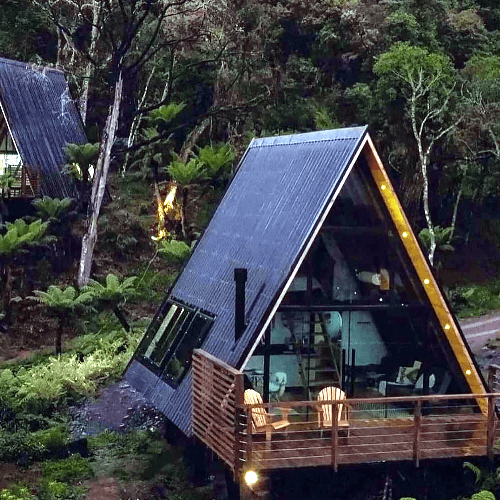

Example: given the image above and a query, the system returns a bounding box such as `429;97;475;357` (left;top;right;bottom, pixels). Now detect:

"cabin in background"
126;127;496;499
0;57;86;202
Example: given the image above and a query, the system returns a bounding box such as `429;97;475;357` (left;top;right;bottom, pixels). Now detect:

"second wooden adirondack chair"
317;386;350;436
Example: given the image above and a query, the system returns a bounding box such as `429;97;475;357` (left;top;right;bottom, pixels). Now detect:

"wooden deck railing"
192;349;244;472
192;349;500;475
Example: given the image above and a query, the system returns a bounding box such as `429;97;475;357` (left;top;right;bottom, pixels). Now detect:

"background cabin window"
137;299;214;386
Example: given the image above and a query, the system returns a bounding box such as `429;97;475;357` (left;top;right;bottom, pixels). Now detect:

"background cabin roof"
0;57;87;198
126;126;369;434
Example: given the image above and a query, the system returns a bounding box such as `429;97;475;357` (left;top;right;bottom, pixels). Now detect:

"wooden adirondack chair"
244;389;290;445
317;386;350;436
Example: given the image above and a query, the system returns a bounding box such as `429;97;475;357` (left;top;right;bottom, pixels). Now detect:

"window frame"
136;297;214;387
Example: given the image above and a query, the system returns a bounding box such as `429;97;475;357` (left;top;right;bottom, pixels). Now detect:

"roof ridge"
0;57;64;75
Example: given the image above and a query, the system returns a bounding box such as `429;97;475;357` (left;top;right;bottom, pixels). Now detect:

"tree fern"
167;158;206;186
32;196;73;221
148;102;186;125
196;143;235;179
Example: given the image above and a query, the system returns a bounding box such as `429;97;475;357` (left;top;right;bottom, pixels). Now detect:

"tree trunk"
113;306;130;332
449;164;467;242
78;71;123;288
1;262;12;323
56;318;63;356
122;65;156;175
180;186;189;240
79;2;100;125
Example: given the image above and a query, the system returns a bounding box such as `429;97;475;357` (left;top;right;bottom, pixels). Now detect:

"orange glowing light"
152;182;181;241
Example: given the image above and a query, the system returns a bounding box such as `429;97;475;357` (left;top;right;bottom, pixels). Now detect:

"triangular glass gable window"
246;154;474;403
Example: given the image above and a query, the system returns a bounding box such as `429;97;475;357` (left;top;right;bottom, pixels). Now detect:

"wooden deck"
192;349;500;474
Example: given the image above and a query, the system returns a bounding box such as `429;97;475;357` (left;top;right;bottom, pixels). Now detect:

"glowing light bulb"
245;471;258;485
424;279;430;285
466;369;472;375
444;324;450;330
402;232;408;238
381;184;387;190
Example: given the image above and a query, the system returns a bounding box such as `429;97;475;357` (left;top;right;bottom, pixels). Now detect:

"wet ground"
70;380;166;439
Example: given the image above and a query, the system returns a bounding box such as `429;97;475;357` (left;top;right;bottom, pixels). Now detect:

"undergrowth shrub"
0;329;140;412
42;455;94;483
451;280;500;317
0;486;34;500
37;479;85;500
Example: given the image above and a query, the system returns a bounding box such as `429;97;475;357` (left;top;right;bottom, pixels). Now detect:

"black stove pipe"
234;268;247;341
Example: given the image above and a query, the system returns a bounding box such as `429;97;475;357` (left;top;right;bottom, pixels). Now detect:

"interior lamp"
244;470;258;486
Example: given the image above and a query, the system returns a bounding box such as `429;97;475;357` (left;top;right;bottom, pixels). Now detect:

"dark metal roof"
126;126;369;435
0;57;87;198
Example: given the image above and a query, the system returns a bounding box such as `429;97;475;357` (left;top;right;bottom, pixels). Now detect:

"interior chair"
244;389;291;446
316;386;350;436
269;372;287;401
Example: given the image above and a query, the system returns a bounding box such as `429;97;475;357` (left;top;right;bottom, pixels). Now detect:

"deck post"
332;403;338;473
487;395;496;461
234;373;244;478
413;399;422;468
246;408;253;469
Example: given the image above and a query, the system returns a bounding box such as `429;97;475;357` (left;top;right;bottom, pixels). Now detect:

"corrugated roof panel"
125;126;368;434
0;58;87;198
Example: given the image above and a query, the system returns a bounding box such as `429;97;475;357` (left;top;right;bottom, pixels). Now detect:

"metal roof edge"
249;126;368;148
0;57;65;75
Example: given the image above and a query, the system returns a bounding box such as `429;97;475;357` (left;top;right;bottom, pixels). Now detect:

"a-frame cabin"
0;57;86;201
126;127;497;494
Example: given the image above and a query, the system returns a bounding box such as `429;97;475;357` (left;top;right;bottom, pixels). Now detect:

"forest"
1;0;500;499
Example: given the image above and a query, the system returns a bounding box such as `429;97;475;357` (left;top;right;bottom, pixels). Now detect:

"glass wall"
245;157;468;402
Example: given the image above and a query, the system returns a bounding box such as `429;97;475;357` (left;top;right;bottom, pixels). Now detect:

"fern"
148;102;186;125
196;144;235;179
157;239;192;264
464;461;482;484
167;158;206;186
32;196;73;221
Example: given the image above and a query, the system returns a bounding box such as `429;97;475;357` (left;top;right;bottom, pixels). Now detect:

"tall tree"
374;42;459;265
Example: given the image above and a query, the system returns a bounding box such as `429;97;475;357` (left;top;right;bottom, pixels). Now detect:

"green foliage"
451;280;500;317
63;143;99;182
471;491;496;500
28;286;93;314
42;455;94;483
157;239;192;264
196;144;235;179
33;197;74;222
374;42;455;93
37;478;86;500
418;226;455;252
464;461;482;484
313;107;340;130
82;274;138;306
0;219;51;258
0;330;137;411
0;485;34;500
0;170;18;192
167;159;207;186
148;103;186;126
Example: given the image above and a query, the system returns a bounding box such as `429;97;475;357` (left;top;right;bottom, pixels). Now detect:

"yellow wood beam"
363;136;487;414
